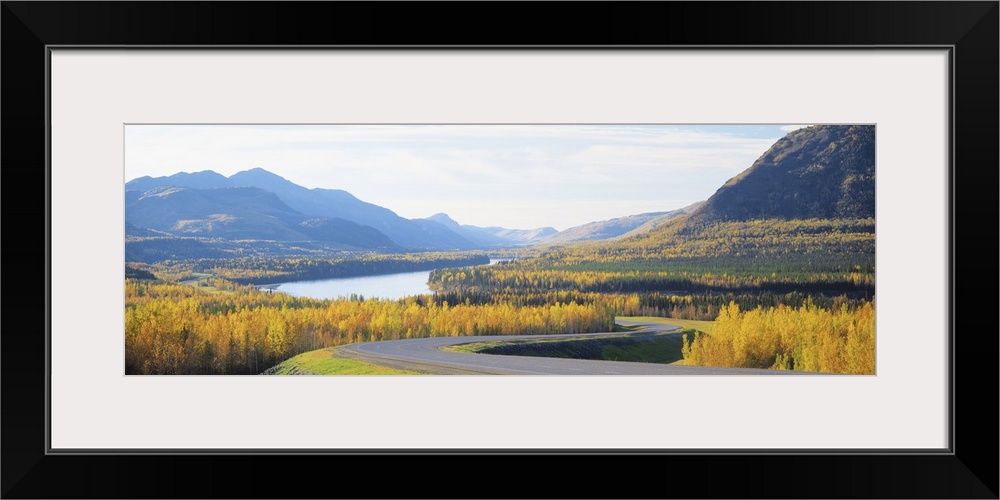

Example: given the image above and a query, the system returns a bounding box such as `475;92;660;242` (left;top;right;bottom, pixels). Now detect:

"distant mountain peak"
540;203;704;244
126;170;231;191
241;167;283;176
426;213;460;226
230;167;295;185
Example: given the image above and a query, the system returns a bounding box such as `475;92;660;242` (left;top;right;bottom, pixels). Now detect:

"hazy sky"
125;124;806;231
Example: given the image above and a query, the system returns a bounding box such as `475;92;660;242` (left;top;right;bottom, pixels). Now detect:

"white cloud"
125;125;788;230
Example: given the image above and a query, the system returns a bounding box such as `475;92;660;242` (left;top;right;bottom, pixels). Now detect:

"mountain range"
127;169;476;250
418;213;558;247
538;202;704;244
125;124;874;262
127;168;624;257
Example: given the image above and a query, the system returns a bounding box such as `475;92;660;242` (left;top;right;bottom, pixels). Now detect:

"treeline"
130;252;491;284
431;289;873;321
537;218;875;266
429;219;875;301
125;280;614;375
681;301;875;374
430;265;874;296
125;265;157;280
125;236;228;263
126;235;388;264
535;253;874;279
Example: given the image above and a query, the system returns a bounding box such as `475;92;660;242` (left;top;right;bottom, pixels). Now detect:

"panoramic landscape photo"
124;124;875;375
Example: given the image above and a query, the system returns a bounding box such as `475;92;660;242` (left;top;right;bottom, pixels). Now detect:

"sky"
125;124;808;231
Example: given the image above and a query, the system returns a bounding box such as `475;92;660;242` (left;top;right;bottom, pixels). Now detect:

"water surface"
275;269;434;301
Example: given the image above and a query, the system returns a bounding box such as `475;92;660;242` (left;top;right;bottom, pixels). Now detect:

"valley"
124;124;876;375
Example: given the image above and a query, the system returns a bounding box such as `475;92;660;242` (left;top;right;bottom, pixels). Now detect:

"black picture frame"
3;2;997;498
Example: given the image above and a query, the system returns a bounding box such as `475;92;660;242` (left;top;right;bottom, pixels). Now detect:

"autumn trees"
129;252;491;284
681;301;875;374
125;216;877;375
125;279;615;375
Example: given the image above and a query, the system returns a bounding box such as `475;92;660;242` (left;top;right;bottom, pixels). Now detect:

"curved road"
337;319;809;375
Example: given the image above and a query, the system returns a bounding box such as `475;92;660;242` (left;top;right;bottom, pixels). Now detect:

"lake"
275;270;433;300
274;259;509;301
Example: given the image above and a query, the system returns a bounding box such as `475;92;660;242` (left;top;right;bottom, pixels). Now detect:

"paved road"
337;319;810;375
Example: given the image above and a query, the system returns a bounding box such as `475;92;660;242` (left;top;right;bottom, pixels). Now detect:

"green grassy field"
616;316;715;365
601;335;686;364
446;317;715;365
262;348;417;375
448;328;699;365
620;316;715;334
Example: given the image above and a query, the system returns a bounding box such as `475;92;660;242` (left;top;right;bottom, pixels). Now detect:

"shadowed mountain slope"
125;186;401;251
686;125;875;224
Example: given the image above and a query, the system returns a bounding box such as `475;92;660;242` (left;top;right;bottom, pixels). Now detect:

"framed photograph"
4;2;996;498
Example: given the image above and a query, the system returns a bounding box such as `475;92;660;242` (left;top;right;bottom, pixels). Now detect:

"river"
273;258;508;301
